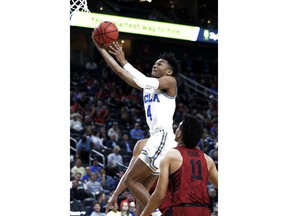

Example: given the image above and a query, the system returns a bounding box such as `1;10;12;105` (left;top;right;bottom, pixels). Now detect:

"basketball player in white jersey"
92;34;180;216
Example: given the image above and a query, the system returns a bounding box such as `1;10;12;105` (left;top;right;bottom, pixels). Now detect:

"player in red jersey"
140;114;218;216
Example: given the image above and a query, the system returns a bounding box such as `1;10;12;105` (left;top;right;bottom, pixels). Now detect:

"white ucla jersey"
143;88;176;132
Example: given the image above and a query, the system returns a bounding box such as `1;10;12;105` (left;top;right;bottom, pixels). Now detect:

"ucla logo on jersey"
144;94;160;103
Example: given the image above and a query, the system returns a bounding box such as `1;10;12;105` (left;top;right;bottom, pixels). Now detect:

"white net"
70;0;90;19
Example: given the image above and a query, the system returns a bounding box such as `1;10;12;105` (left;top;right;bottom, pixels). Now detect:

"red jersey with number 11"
168;146;210;206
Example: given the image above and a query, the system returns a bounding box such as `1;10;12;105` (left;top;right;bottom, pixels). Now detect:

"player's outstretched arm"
91;31;140;90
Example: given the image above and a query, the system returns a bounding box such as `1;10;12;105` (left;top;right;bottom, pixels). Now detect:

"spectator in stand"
94;100;110;125
85;58;98;72
107;188;115;201
108;122;122;141
85;125;94;136
209;122;218;138
123;88;141;109
91;79;102;95
90;158;103;173
71;180;79;198
106;134;119;150
119;134;133;156
129;201;136;216
106;202;121;216
177;102;189;116
86;172;104;198
119;106;131;126
74;172;87;191
91;129;109;152
78;95;92;115
117;190;129;208
208;187;218;213
112;170;125;192
106;90;121;109
70;113;84;133
82;166;92;184
98;169;115;192
90;201;105;216
106;146;123;177
120;191;135;209
120;201;133;216
82;115;95;132
70;189;86;216
99;126;108;143
211;202;218;216
76;134;92;163
71;178;88;202
96;191;108;213
129;122;145;143
71;158;86;177
94;83;108;101
209;147;218;164
71;87;82;103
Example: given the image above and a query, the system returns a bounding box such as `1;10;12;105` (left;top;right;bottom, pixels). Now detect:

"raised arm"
91;31;140;90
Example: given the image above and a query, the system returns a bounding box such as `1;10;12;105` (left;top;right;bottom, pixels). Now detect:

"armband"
123;63;159;89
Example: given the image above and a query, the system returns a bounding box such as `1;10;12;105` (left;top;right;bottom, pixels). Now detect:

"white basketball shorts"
139;129;177;174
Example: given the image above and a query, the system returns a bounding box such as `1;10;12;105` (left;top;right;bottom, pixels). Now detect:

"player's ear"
176;130;182;139
167;70;173;75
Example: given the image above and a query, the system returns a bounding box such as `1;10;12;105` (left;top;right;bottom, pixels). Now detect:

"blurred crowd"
70;53;218;216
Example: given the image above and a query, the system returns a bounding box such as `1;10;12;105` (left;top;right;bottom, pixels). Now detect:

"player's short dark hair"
180;113;204;148
158;52;181;75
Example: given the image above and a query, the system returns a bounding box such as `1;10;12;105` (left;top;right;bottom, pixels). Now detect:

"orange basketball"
93;21;119;45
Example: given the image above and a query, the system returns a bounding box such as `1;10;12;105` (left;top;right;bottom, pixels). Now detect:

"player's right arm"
91;31;140;90
205;154;218;188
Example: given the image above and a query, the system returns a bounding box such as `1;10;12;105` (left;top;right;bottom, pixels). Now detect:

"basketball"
93;21;119;45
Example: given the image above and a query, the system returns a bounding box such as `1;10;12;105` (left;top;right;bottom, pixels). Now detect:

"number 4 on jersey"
146;105;152;121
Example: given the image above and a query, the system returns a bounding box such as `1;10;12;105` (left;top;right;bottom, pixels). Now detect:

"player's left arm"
140;152;172;216
205;154;218;188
